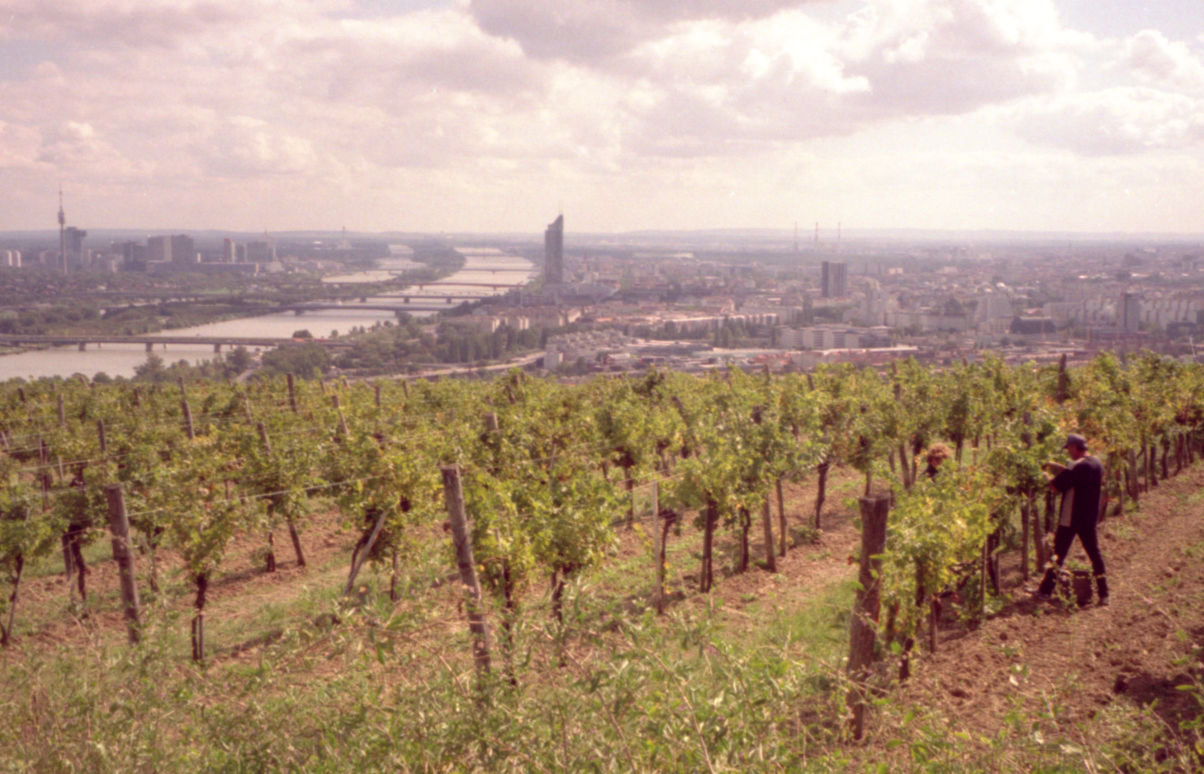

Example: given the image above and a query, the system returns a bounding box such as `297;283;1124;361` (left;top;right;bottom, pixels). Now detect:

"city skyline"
2;1;1203;235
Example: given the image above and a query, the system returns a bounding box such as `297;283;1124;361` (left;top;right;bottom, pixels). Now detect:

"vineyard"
2;354;1204;771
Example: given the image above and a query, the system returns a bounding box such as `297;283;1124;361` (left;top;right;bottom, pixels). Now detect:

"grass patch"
29;535;114;579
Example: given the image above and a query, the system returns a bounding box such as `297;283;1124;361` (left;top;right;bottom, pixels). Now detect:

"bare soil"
9;460;1204;761
889;462;1204;747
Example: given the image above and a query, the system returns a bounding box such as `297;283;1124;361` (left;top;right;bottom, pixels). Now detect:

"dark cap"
1064;433;1087;450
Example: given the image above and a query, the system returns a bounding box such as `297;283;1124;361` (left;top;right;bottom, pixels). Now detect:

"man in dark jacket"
1034;434;1109;605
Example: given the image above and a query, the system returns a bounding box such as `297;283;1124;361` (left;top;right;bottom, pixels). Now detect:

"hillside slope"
872;464;1204;771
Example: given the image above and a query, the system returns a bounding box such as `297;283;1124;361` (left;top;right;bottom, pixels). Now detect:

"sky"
2;0;1203;235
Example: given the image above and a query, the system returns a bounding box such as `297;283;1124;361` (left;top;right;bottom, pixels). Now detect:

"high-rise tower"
544;214;564;285
57;186;67;275
1119;291;1142;333
821;260;847;298
171;234;196;264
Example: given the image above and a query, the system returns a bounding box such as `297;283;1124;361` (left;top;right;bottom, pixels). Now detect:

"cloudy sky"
2;0;1203;235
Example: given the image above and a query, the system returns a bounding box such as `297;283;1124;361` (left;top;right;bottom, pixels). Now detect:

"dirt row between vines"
12;457;1202;767
10;470;868;660
886;461;1204;749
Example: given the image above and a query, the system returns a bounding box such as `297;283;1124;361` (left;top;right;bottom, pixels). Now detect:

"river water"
0;249;536;380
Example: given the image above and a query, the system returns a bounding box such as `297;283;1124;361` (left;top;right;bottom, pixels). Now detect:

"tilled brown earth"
885;463;1204;755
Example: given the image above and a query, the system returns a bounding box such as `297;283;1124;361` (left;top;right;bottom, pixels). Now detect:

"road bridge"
405;280;527;290
286;299;475;313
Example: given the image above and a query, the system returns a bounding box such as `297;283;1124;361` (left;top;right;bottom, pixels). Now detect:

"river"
0;249;537;380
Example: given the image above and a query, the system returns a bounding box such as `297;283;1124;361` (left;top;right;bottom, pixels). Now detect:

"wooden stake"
286;373;298;413
256;422;272;454
181;399;195;440
333;394;350;437
847;495;889;741
1020;498;1030;580
776;477;787;557
441;465;492;679
105;484;141;643
652;481;664;615
761;498;776;573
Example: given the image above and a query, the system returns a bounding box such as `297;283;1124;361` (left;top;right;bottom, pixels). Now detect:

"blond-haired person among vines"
1033;434;1108;606
924;442;952;480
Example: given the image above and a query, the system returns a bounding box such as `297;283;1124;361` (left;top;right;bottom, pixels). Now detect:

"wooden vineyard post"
652;481;664;615
482;412;500;470
96;419;107;454
979;541;988;616
1020;497;1030;580
191;573;208;662
181;398;195;440
38;437;50;511
1032;498;1044;573
333;394;350;437
777;478;787;557
286;373;298;413
846;495;889;741
761;498;776;573
105;484;141;643
700;500;717;593
374;383;382;409
441;465;492;681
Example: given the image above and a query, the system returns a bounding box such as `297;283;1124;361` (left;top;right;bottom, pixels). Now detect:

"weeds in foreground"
1;574;1199;772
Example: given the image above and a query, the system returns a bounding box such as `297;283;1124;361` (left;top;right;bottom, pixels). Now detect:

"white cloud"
609;0;1090;156
0;0;351;47
0;0;1198;232
835;0;1088;114
1121;29;1204;91
1013;87;1204;155
201;116;320;176
0;120;41;169
466;0;811;62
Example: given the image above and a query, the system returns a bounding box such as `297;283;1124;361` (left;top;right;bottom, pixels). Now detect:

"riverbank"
0;250;535;381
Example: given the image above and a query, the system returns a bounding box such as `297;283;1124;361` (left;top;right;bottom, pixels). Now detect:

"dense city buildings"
3;206;1204;378
245;240;276;263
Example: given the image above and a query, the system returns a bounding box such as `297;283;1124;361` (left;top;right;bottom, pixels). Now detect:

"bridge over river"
285;297;480;313
0;334;355;352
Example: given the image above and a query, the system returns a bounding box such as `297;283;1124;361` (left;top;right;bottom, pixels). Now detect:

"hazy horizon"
3;1;1203;235
6;224;1204;250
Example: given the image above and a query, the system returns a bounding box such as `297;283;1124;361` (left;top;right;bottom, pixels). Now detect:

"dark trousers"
1037;522;1108;598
